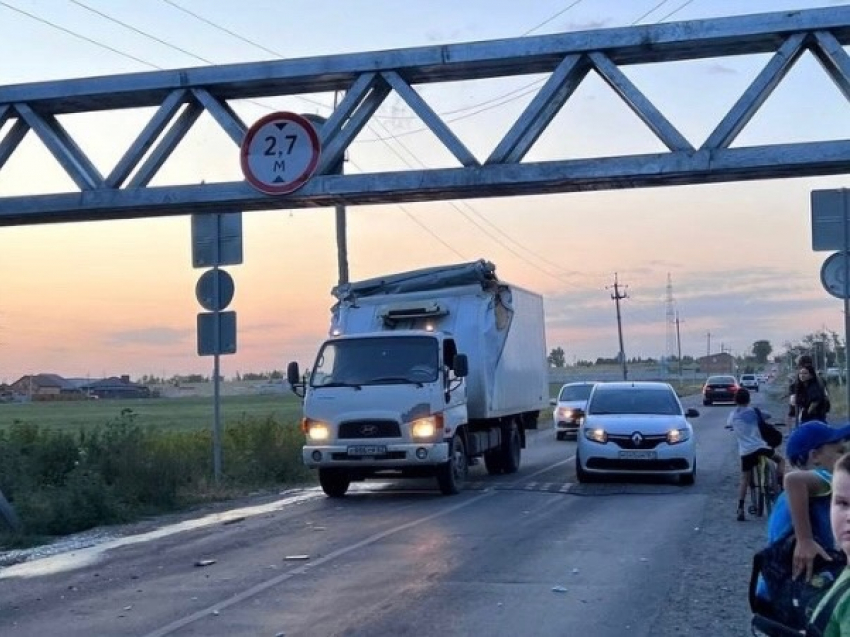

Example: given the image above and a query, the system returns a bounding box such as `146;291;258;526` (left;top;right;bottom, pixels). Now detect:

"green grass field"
0;394;305;432
0;381;702;432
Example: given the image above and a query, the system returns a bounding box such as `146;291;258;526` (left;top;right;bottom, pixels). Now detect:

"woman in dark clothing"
795;364;829;423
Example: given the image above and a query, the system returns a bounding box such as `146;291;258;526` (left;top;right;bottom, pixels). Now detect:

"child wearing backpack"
729;388;786;521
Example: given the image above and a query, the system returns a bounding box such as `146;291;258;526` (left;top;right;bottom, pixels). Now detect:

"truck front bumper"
303;441;450;468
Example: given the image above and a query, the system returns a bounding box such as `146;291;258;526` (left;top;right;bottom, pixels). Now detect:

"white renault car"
575;381;698;485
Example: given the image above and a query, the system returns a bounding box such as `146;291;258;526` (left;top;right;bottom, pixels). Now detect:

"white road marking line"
143;489;497;637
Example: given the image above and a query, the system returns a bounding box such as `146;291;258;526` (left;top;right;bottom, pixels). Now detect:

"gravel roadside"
649;407;779;636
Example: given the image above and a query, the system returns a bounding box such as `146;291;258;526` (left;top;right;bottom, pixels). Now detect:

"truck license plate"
347;445;387;456
618;450;657;460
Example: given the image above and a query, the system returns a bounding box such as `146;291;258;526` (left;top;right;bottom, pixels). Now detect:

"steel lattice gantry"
2;6;850;226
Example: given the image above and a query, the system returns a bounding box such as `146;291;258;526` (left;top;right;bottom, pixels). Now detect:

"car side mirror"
686;408;700;418
549;398;557;406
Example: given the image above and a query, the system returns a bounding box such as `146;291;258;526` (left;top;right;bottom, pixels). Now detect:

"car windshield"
558;384;593;402
587;388;682;416
707;376;736;385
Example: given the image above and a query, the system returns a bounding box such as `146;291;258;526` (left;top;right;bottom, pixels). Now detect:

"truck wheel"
437;435;467;495
500;421;521;474
318;468;350;498
484;448;504;475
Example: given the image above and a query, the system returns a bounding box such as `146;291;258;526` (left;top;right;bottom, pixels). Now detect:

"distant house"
697;353;735;375
82;375;151;400
8;373;83;401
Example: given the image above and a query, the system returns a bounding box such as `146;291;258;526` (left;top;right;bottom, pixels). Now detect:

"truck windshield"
310;336;439;387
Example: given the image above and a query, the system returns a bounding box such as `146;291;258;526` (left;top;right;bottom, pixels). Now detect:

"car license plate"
618;450;657;460
347;445;387;456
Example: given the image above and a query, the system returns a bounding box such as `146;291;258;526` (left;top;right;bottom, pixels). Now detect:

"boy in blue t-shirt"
758;421;850;603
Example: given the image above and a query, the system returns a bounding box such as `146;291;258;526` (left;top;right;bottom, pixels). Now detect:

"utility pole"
333;91;349;286
302;102;349;286
664;273;676;380
675;312;683;384
706;331;711;356
609;273;629;381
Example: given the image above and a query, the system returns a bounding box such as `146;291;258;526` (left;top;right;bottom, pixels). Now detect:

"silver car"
551;382;595;440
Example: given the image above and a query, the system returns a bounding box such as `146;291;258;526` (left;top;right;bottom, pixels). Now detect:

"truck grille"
338;420;401;439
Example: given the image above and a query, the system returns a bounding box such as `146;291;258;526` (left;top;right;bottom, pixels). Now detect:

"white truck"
287;260;549;497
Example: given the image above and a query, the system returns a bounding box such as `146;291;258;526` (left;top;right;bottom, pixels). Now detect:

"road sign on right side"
820;251;850;299
812;189;849;251
240;112;321;195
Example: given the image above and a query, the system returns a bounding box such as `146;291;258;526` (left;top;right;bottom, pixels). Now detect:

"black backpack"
749;531;848;633
755;407;783;449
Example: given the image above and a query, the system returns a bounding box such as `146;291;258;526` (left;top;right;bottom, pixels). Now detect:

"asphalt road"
0;391;776;637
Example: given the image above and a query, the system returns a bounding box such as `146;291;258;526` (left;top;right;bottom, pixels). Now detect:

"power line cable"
161;0;282;59
521;0;587;36
68;0;213;64
0;0;159;69
631;0;671;25
657;0;695;22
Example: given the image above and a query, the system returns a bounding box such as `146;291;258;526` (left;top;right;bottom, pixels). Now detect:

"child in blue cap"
765;422;850;586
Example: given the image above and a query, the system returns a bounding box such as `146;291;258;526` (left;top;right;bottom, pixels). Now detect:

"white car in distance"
739;374;759;391
575;381;698;485
551;382;595;440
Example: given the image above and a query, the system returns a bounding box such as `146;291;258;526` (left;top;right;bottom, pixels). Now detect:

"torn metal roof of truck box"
331;259;499;301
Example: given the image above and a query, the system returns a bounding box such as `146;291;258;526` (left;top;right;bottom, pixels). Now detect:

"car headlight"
584;427;607;444
666;428;690;445
302;418;330;441
410;415;443;439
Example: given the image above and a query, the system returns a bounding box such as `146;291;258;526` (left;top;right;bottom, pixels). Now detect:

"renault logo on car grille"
360;424;379;436
631;432;644;446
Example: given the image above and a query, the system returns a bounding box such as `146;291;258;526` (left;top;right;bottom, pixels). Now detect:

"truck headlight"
666;428;690;445
303;419;330;441
584;428;607;444
410;415;442;439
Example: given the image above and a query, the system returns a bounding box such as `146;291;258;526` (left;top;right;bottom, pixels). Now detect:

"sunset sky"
1;0;850;382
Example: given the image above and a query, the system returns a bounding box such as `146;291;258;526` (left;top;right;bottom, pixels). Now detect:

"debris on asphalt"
194;559;217;567
284;555;310;561
551;585;568;593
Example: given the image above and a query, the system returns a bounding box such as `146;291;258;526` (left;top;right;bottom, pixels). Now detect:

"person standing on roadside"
796;364;830;424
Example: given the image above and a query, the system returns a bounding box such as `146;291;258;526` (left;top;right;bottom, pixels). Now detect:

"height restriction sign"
240;112;321;195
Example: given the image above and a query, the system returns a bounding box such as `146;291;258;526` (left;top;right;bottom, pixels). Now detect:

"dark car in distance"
702;375;739;405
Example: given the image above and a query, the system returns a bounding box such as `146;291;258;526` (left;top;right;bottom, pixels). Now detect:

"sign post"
812;189;850;417
192;212;242;483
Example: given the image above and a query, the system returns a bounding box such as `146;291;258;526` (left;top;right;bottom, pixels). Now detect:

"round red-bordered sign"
240;112;321;195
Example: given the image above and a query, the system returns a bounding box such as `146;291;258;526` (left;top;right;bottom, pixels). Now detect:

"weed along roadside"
0;395;313;549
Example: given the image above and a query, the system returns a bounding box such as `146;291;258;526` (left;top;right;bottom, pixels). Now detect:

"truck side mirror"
453;354;468;378
287;361;301;386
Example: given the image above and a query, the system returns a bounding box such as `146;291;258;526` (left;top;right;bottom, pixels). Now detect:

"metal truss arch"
1;6;850;225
